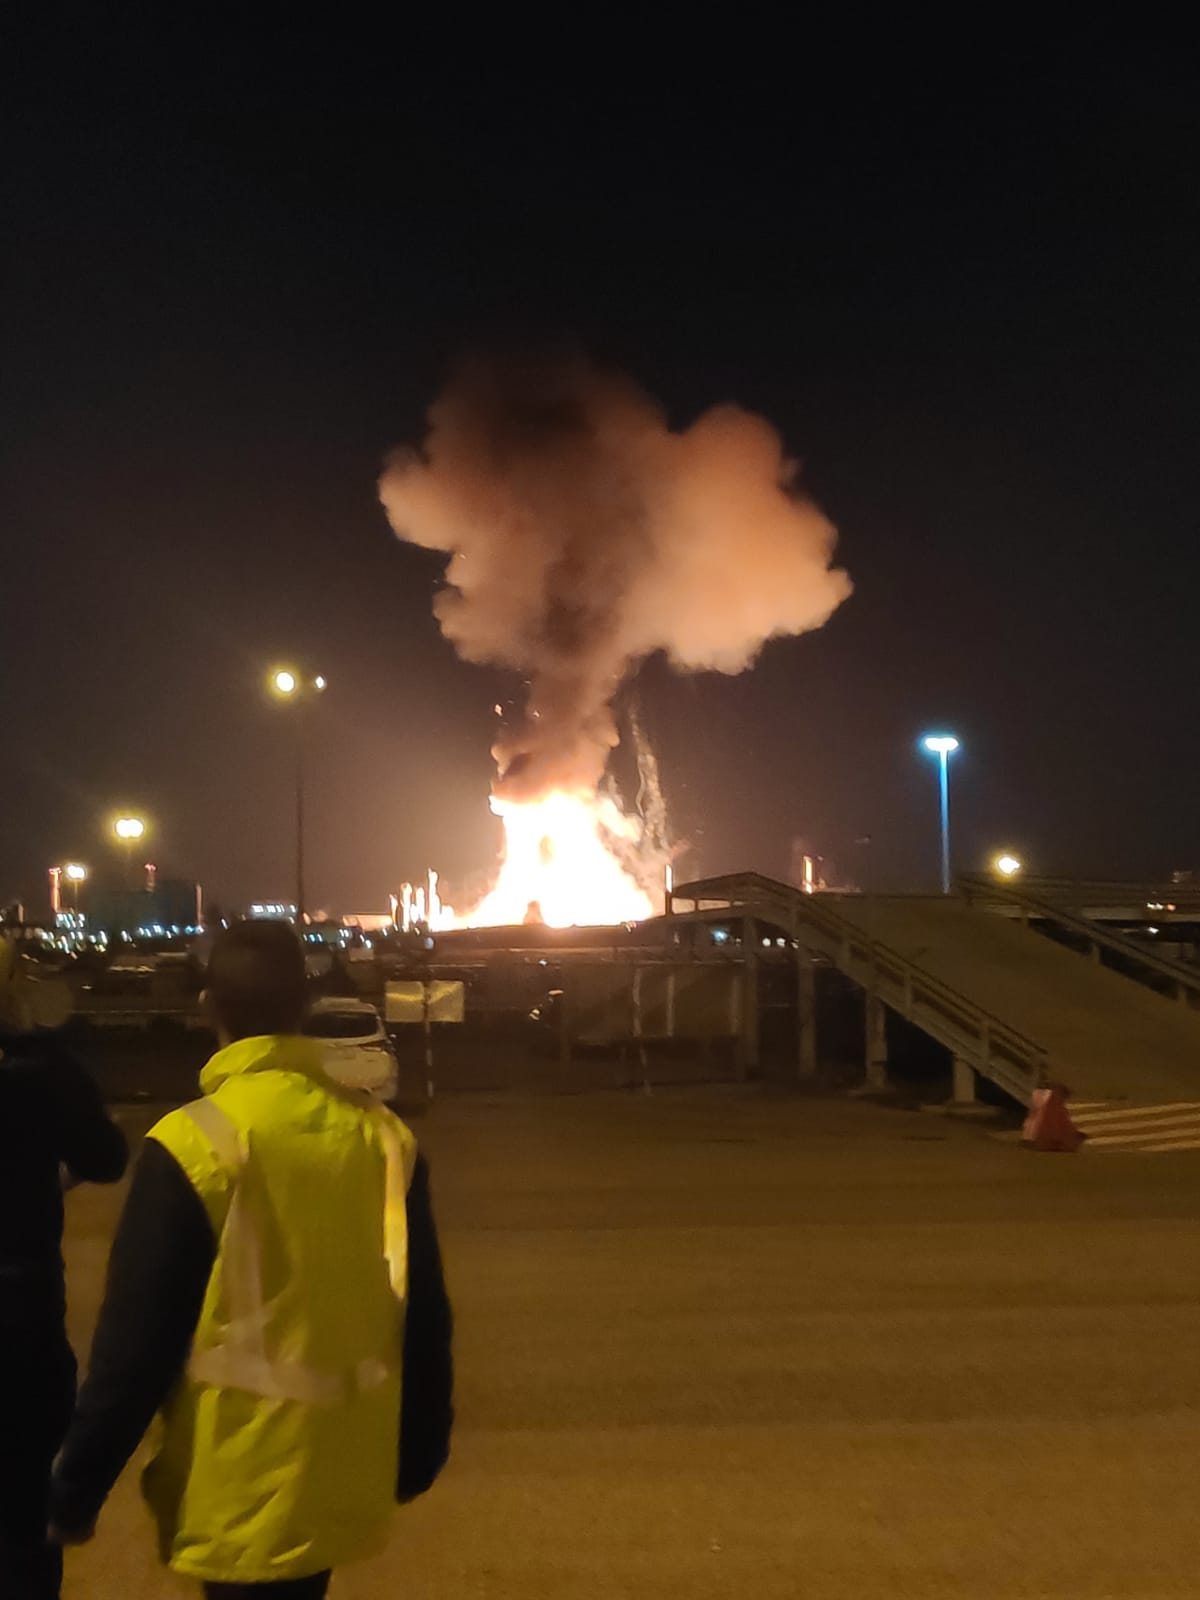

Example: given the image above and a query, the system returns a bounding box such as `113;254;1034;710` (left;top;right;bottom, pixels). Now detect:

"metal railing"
672;873;1047;1102
989;875;1200;915
959;873;1200;1011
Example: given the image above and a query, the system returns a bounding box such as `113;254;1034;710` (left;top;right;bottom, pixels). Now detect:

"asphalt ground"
60;1086;1200;1599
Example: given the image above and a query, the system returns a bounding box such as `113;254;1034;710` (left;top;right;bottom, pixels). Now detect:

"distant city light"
114;817;145;840
921;734;960;755
64;862;87;882
273;669;298;695
994;853;1023;878
313;674;327;691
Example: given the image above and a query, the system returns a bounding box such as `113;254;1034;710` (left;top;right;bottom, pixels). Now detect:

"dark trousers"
204;1576;331;1599
0;1330;76;1600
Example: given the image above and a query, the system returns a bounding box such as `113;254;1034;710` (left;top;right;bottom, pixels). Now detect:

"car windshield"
304;1012;378;1039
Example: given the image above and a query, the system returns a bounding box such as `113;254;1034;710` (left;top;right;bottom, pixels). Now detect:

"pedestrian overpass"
669;873;1200;1108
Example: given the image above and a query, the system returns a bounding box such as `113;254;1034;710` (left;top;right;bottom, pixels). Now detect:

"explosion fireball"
380;352;851;928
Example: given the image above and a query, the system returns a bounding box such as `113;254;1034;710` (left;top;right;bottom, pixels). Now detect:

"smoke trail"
379;352;851;801
628;695;672;862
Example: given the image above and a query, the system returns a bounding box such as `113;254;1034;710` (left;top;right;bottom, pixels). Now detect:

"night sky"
4;35;1198;914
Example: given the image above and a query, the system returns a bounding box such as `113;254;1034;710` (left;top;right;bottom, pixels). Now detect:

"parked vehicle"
303;996;398;1104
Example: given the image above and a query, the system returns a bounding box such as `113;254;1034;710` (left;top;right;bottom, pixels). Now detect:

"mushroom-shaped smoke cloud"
380;353;852;801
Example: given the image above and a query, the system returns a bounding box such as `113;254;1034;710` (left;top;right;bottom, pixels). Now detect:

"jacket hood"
200;1034;330;1095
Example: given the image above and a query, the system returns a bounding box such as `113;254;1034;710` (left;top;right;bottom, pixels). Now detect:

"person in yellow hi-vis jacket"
49;920;453;1600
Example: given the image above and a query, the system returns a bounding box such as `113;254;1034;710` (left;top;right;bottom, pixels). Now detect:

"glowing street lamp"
920;734;960;895
63;861;87;913
113;816;147;891
267;668;328;923
993;852;1023;879
65;861;86;906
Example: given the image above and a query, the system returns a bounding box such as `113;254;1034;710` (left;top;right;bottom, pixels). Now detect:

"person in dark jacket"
48;921;453;1597
0;937;128;1600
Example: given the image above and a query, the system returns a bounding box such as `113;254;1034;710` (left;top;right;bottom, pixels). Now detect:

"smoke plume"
379;353;851;801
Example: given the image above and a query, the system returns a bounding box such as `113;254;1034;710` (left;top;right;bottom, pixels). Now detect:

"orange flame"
461;791;656;929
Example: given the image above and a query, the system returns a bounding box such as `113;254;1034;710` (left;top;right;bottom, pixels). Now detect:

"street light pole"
64;862;87;913
920;735;960;895
271;669;326;927
113;817;146;893
294;700;306;925
936;746;950;894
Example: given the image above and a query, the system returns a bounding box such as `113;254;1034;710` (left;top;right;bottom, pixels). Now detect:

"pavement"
831;894;1200;1104
60;1085;1200;1599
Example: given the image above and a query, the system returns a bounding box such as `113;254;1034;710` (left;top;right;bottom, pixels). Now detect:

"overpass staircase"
670;873;1200;1109
957;872;1200;1006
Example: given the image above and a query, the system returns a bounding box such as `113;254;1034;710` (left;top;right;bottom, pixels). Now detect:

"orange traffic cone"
1021;1085;1086;1152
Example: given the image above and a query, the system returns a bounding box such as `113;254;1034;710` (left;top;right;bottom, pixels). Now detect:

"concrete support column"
797;955;817;1079
737;916;760;1081
952;1055;977;1104
864;993;889;1091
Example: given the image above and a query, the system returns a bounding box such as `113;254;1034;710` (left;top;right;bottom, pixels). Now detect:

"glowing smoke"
379;352;851;803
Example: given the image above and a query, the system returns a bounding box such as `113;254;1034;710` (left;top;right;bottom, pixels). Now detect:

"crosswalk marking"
1066;1100;1200;1153
1081;1107;1200;1132
1069;1101;1200;1123
1084;1123;1200;1146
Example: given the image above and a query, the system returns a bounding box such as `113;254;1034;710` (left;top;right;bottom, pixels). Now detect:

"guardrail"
996;875;1200;915
959;873;1200;1011
71;1003;208;1030
672;874;1047;1103
771;884;1046;1102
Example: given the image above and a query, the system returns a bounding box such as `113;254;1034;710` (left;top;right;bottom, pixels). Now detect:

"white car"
303;997;398;1104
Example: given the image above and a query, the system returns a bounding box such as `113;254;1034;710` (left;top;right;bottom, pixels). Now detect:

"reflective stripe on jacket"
142;1033;416;1584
